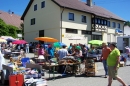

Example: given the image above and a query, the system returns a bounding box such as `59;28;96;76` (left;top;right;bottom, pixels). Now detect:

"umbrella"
53;42;66;48
6;38;16;42
88;40;103;45
0;38;7;43
35;37;58;42
12;40;27;44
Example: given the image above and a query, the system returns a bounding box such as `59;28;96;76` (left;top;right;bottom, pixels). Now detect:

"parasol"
88;40;103;45
35;37;58;42
12;40;27;44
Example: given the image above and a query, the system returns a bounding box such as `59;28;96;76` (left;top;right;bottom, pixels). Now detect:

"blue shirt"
58;49;68;60
47;47;54;57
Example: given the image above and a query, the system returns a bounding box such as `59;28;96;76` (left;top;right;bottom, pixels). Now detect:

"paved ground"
46;66;130;86
1;53;130;86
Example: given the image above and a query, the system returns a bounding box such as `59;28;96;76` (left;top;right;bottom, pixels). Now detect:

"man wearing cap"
107;43;127;86
101;42;111;78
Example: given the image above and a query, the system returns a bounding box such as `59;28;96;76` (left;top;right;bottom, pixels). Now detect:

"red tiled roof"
21;0;125;22
0;10;23;29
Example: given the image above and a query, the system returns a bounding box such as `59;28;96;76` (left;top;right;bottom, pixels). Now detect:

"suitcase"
9;74;24;86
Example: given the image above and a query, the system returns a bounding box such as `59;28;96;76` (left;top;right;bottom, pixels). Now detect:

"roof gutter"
60;7;65;42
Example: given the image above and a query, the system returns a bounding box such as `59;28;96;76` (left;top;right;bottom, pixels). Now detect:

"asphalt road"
1;53;130;86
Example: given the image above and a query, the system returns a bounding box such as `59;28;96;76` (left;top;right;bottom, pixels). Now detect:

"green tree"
124;21;130;27
0;19;8;36
7;25;18;38
0;18;20;38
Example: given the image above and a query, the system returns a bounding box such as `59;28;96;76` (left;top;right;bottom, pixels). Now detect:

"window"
69;13;74;21
92;35;102;40
31;18;35;25
41;1;45;8
98;19;101;24
81;15;87;23
117;23;120;29
66;28;77;34
101;19;104;25
107;21;111;27
81;30;92;35
34;4;37;11
95;18;98;24
112;22;116;28
104;20;107;25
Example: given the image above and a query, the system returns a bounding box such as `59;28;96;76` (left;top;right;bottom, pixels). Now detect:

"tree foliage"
124;21;130;27
7;25;17;38
0;18;19;38
0;19;8;36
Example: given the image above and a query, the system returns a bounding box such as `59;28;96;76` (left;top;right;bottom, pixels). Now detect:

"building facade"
124;26;130;36
21;0;125;45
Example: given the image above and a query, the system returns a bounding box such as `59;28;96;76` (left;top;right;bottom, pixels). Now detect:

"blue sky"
0;0;130;21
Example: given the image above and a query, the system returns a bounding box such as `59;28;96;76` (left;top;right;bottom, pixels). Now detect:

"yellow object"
35;37;58;42
0;38;7;42
62;34;64;37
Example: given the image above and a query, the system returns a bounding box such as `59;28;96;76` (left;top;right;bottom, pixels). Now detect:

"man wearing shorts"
107;43;127;86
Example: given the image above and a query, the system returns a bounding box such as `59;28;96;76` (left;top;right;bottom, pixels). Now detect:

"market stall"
1;63;46;85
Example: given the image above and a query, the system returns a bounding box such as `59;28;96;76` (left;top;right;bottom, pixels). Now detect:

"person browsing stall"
38;46;45;59
46;44;55;60
57;45;69;60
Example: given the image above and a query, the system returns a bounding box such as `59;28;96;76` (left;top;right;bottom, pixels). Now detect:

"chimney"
12;12;14;14
87;0;92;6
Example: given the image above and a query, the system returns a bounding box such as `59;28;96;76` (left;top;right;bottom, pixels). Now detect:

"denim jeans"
102;60;108;75
26;48;29;53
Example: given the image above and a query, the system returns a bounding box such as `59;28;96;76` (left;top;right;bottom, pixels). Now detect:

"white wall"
24;0;61;42
124;26;130;36
61;8;92;45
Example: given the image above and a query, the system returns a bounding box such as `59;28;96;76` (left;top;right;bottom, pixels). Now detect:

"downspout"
60;7;65;42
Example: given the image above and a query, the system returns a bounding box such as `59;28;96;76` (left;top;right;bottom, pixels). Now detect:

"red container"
9;74;24;86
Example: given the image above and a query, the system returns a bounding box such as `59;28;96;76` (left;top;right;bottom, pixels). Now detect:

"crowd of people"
0;41;130;86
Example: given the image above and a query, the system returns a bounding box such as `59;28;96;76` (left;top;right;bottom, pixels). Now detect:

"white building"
124;26;130;36
21;0;125;45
